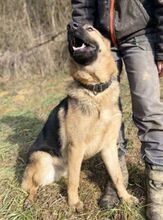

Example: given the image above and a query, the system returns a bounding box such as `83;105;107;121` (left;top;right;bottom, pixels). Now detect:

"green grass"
0;73;162;220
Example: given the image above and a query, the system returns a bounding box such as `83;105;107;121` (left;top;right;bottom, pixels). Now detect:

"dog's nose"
67;22;79;30
72;22;79;29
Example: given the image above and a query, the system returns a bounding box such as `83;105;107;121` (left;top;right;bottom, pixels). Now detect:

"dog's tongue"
73;43;86;51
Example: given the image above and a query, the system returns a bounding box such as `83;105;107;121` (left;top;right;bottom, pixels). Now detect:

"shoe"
100;155;129;209
146;164;163;220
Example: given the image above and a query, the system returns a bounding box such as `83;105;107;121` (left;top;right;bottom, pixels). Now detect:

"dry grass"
1;73;162;220
0;0;71;77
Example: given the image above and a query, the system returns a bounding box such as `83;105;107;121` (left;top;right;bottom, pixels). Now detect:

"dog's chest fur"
59;81;121;159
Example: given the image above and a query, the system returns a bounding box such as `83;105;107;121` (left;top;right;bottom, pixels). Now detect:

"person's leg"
120;33;163;220
120;34;163;166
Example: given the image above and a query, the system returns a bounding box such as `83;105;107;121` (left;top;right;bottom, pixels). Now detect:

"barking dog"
21;22;138;212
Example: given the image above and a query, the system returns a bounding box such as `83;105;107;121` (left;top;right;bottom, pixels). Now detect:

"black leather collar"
77;75;118;95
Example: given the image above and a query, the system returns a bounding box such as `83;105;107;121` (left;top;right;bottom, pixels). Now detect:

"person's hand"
157;61;163;77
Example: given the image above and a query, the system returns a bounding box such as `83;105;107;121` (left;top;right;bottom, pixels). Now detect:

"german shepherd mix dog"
21;22;138;212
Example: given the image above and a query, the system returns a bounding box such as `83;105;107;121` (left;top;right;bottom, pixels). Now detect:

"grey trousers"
113;33;163;166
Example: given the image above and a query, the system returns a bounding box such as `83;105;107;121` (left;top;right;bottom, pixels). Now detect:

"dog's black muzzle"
67;22;98;66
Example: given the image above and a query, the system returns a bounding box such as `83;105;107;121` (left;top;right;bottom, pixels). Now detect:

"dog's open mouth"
71;36;96;53
72;37;88;51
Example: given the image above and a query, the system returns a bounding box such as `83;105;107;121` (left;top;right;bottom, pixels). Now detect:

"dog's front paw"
69;200;84;213
129;195;139;204
122;194;139;205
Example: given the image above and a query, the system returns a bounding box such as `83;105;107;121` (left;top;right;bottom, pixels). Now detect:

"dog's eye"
87;27;94;32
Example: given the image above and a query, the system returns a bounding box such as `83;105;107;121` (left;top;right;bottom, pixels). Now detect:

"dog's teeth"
73;43;86;51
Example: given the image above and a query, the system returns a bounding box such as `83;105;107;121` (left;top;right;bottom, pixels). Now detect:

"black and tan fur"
21;22;138;212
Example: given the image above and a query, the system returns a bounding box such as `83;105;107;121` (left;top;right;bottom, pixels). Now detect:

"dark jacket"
71;0;163;61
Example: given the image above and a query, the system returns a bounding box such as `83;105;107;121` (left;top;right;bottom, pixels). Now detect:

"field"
0;72;162;220
1;1;163;219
